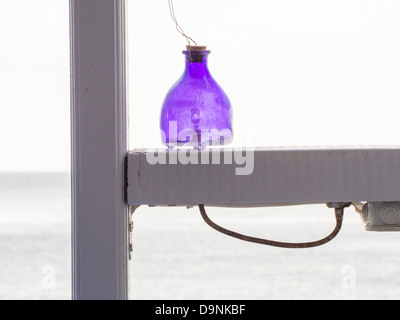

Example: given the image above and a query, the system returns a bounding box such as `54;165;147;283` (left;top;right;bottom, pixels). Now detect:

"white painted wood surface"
70;0;128;300
127;147;400;206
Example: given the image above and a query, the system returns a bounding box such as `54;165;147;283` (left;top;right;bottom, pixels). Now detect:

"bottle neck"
183;50;211;78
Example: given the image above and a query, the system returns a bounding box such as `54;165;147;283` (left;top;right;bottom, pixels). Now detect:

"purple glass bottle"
160;46;233;148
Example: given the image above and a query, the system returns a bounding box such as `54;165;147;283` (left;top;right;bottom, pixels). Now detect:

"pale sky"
1;0;400;172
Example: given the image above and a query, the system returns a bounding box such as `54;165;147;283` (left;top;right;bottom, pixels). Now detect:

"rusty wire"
199;204;347;249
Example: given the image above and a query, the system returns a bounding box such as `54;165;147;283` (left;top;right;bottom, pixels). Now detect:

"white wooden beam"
127;147;400;206
70;0;128;300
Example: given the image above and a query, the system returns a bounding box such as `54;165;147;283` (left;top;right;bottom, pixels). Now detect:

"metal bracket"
128;206;140;260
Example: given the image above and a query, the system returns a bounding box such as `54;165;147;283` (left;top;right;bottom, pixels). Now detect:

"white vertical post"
70;0;128;300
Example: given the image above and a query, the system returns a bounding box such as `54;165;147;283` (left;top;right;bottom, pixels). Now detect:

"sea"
1;173;400;300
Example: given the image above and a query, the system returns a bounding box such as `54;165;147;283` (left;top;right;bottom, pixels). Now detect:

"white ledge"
127;147;400;206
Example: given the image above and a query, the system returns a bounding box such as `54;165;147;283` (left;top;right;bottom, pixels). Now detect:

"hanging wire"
199;204;349;249
168;0;198;51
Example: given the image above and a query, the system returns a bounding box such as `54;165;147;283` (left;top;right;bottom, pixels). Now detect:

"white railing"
70;0;400;300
